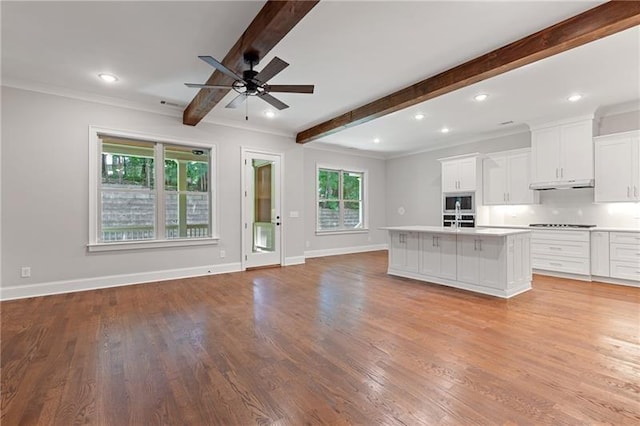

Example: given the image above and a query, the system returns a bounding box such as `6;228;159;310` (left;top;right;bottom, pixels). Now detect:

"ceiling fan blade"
198;56;243;81
185;83;234;89
265;84;314;94
254;57;289;84
259;93;289;110
225;94;247;109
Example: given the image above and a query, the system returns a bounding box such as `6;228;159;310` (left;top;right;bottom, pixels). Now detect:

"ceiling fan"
185;51;314;111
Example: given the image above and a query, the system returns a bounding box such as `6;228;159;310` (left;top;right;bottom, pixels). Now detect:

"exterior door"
242;150;281;269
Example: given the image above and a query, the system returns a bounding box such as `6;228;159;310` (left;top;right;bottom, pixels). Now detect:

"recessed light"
441;127;450;134
264;110;276;118
414;113;425;120
98;73;118;83
568;94;582;102
373;138;381;144
474;93;489;102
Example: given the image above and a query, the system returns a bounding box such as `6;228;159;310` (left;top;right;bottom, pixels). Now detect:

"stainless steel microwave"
443;192;475;213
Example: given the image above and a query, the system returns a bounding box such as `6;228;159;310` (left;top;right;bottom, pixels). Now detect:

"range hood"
529;179;594;190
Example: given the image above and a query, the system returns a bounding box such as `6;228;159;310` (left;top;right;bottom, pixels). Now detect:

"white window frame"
315;163;368;235
88;126;218;252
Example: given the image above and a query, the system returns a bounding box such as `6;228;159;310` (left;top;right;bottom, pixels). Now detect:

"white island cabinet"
382;226;531;298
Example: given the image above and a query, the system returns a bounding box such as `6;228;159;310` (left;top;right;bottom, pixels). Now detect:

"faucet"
454;200;461;229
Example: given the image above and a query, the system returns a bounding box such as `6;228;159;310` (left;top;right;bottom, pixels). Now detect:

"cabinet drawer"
611;243;640;262
531;230;589;242
610;232;640;246
610;260;640;281
532;240;589;259
532;255;590;275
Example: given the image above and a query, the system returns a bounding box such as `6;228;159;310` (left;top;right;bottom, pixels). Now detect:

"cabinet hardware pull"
474;240;477;251
436;237;439;248
503;193;506;202
556;168;559;178
550;262;562;266
561;168;563;178
507;193;510;202
432;236;436;247
628;187;631;198
549;247;562;250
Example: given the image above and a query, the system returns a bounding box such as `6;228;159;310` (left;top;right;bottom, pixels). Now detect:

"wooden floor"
2;251;639;425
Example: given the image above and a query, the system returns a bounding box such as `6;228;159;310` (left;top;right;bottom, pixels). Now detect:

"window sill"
87;237;219;252
315;229;369;236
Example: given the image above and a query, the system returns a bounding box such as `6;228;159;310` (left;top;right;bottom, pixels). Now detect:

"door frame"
240;147;284;271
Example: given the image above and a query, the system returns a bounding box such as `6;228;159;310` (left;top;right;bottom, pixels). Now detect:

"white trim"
315;229;369;236
303;143;387;160
591;275;640;288
2;81;294;139
284;256;306;266
88;126;219;246
438;152;482;162
241;148;285;271
87;237;219;252
527;113;595;131
316;163;369;232
0;262;242;301
532;269;592;282
386;126;530;160
304;243;387;259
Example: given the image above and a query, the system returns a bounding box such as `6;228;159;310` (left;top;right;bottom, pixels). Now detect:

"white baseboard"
0;262;242;301
533;269;592;282
284;256;306;266
591;275;640;288
304;244;388;259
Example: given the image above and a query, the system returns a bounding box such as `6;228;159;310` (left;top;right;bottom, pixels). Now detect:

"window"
89;128;216;250
317;166;366;232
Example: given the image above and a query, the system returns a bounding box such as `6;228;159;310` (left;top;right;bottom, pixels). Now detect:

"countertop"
477;224;639;233
380;226;530;236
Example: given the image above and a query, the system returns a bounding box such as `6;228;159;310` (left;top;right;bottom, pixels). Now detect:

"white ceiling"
2;1;639;157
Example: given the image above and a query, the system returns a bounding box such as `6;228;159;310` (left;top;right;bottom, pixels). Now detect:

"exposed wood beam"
296;1;640;144
183;0;319;126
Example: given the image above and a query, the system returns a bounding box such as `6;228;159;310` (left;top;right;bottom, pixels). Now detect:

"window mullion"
155;143;166;240
339;170;344;230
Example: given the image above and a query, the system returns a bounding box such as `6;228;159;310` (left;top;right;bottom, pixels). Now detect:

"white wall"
385;132;530;226
303;146;387;255
1;87;305;293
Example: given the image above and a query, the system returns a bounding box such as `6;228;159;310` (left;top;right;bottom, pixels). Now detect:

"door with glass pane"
242;150;281;268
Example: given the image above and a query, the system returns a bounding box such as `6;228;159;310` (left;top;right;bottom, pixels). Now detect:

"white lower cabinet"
385;228;532;298
390;231;420;272
420;233;456;280
531;230;591;277
609;232;640;282
457;236;502;289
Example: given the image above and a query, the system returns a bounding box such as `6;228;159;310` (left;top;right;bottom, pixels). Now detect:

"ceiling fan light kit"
185;50;315;116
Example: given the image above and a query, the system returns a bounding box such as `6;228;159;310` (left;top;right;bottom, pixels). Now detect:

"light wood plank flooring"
2;251;639;425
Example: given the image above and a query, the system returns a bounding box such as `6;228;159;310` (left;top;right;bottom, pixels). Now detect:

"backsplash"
480;188;640;228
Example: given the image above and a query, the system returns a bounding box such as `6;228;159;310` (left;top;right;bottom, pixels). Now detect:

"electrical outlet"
289;211;299;218
21;267;31;278
220;250;226;258
305;241;310;248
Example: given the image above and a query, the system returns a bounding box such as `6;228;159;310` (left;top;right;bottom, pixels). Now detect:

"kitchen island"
381;226;531;298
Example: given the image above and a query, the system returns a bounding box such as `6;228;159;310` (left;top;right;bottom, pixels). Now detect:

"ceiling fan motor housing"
243;69;261;94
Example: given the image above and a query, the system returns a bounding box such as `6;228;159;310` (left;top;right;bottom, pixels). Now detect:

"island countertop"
380;225;530;236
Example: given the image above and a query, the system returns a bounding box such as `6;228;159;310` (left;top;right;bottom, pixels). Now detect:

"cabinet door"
507;152;536;205
483;155;507;205
532;128;560;183
560;121;594;182
421;233;440;276
389;232;407;269
478;238;503;289
595;138;633;202
442;161;459;192
456;236;480;285
457;157;477;192
438;234;458;280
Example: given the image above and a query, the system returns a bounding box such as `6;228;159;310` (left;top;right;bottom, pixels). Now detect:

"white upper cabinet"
439;154;480;193
483;149;538;205
530;117;594;186
594;131;640;202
